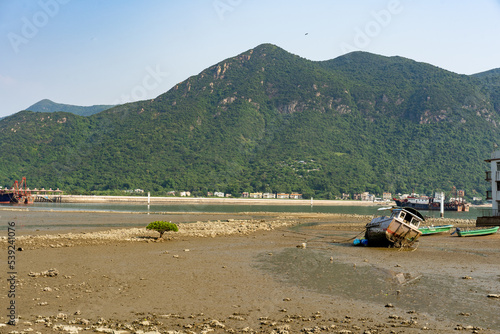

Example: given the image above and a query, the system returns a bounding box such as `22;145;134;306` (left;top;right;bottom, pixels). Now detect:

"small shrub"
146;221;179;238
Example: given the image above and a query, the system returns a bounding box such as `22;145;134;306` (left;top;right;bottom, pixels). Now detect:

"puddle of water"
258;247;500;331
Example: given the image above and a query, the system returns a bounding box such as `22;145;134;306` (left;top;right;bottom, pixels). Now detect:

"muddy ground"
0;210;498;333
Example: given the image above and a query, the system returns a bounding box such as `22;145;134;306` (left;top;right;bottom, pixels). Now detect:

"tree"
146;221;179;239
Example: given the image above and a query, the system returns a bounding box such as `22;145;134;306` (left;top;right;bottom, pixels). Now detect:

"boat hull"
365;217;393;246
0;192;15;204
394;199;469;211
455;226;499;237
419;224;454;235
393;199;429;210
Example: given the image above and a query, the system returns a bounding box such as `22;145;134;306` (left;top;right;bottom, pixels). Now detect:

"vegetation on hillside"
1;44;500;200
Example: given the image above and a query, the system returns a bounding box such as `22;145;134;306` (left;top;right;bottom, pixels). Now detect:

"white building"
477;150;500;226
485;150;500;212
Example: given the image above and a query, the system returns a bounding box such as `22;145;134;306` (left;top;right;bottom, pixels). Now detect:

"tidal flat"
0;210;498;333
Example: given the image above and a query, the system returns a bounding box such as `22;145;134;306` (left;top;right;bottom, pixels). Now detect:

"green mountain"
1;44;499;199
26;99;115;116
472;68;500;114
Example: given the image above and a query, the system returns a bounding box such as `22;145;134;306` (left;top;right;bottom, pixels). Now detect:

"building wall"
489;150;500;212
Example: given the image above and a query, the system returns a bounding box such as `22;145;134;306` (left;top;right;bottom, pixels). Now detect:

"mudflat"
0;210;499;333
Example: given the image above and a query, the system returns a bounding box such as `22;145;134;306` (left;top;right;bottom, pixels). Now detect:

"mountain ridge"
26;99;115;117
2;43;500;199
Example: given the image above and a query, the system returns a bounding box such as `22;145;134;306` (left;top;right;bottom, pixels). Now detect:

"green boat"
419;224;454;235
452;226;499;237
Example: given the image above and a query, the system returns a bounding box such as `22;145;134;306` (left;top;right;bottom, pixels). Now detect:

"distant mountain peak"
26;99;116;117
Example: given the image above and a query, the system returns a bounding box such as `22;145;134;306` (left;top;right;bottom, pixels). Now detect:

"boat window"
410;217;421;227
391;210;401;218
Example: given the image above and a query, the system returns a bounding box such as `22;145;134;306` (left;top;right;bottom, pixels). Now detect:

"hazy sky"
1;0;500;118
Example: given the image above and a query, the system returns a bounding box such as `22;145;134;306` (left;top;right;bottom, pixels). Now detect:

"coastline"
57;194;390;206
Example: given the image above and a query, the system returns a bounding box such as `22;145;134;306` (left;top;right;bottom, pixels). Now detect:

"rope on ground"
278;227;366;245
330;228;366;244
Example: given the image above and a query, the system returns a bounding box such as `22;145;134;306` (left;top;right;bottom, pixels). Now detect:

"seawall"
59;195;389;206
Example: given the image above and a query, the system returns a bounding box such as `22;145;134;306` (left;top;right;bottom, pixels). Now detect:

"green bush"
146;221;179;238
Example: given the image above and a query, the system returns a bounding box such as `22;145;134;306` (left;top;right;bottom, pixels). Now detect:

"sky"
1;0;500;118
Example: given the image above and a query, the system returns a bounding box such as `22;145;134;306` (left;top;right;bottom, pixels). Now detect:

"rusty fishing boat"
0;177;33;204
364;207;424;247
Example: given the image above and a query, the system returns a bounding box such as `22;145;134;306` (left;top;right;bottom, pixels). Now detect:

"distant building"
134;189;144;193
263;193;276;199
241;192;249;198
353;193;361;200
180;191;191;197
382;192;392;201
207;192;213;197
341;193;350;200
214;191;224;197
477;150;500;226
290;193;302;199
361;192;374;201
249;192;263;198
225;193;232;197
277;193;289;199
166;191;176;196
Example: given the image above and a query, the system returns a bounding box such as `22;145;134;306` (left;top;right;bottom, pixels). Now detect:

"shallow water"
1;201;485;218
258;242;500;331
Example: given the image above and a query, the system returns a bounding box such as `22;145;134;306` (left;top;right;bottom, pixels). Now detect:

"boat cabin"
390;207;425;228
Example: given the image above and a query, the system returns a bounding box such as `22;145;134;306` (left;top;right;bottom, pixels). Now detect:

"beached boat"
364;207;424;247
451;226;499;237
419;224;454;235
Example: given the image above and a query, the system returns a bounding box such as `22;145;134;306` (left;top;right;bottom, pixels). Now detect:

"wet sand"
0;211;499;333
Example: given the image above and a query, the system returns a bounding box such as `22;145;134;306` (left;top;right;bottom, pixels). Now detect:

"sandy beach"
0;210;499;333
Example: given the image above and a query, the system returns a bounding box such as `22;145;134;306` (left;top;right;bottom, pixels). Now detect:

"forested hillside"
2;44;499;199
